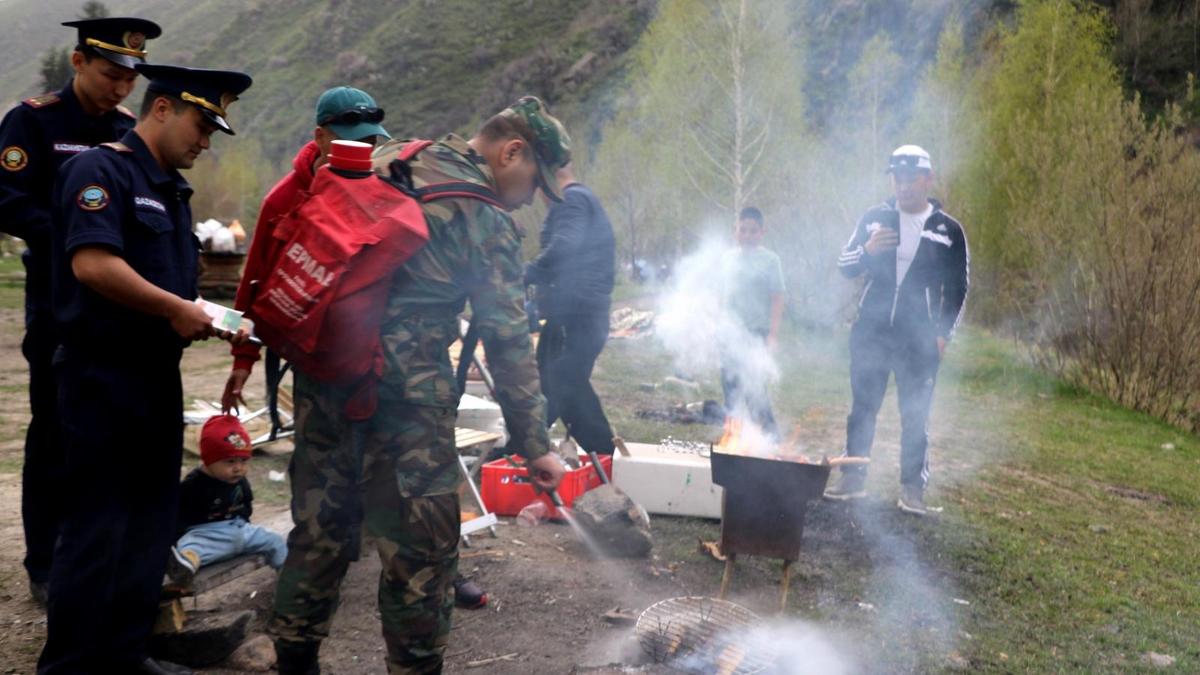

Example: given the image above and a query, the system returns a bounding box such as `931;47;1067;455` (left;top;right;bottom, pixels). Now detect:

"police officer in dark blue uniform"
40;64;252;675
0;16;161;605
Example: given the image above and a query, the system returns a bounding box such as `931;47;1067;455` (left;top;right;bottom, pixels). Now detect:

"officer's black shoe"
276;640;321;675
137;657;194;675
29;580;48;608
453;575;488;609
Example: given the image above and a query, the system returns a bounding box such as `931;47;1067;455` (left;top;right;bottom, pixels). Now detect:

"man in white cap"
826;145;969;515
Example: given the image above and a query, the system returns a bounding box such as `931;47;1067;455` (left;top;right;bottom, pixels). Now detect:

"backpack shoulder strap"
397;139;434;162
384;139;505;209
415;182;503;209
455;322;480;401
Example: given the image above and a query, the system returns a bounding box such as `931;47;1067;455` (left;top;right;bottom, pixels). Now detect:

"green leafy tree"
587;110;671;273
187;138;276;232
842;34;903;171
38;46;73;92
959;0;1121;321
36;2;113;92
80;1;110;19
594;0;808;244
906;16;974;196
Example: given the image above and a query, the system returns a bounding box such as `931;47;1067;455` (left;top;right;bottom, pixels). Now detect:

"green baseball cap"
315;87;390;142
498;96;571;201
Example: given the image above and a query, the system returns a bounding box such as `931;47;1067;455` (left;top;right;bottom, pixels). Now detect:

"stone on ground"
227;633;277;672
149;609;253;667
571;485;652;558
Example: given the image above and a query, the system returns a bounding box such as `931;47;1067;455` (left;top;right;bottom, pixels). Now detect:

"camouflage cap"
498;96;571;201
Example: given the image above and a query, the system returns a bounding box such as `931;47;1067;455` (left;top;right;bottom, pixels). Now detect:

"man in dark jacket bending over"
526;163;617;455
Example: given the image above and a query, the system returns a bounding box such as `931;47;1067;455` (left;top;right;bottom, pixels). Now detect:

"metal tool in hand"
530;465;566;509
587;450;610;485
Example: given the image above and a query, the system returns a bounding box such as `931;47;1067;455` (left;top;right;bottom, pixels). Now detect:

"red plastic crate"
481;453;613;519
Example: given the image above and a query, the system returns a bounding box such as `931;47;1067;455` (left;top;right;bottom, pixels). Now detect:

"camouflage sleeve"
461;200;550;461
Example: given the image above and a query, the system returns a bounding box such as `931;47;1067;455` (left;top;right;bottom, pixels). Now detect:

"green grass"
610;276;659;307
934;338;1200;672
0;253;25;291
591;322;1200;672
0;287;21;307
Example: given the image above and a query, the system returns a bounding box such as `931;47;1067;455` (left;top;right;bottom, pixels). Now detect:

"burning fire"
713;418;872;472
715;417;815;464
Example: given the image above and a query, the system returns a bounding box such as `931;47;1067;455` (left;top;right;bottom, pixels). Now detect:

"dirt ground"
0;287;962;674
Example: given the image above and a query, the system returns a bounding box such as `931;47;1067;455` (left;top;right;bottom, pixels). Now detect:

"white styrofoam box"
612;442;722;519
456;393;508;444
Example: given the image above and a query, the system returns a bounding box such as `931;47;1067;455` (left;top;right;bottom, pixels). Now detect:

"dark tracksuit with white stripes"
837;198;968;488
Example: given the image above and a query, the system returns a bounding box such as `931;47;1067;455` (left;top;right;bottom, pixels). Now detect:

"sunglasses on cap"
318;106;385;127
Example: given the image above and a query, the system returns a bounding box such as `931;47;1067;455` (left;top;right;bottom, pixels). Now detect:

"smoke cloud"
654;228;780;442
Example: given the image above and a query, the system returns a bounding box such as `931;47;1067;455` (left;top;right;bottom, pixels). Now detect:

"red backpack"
245;140;502;419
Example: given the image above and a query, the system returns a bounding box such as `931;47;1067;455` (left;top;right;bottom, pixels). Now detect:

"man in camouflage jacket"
269;96;570;675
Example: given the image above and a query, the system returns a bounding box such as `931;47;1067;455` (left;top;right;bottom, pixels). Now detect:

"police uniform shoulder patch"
1;146;28;172
100;142;132;153
116;104;135;119
23;93;61;109
77;184;110;211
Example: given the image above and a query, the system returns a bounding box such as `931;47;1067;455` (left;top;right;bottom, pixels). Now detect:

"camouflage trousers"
269;371;461;674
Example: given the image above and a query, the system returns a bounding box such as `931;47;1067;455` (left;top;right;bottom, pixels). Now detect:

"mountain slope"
1;0;652;163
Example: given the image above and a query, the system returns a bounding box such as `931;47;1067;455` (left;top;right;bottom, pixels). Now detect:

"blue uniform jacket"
0;83;135;323
51;129;199;356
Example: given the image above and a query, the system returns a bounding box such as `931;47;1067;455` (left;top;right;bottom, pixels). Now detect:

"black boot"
137;658;194;675
275;640;321;675
29;579;48;609
453;575;488;609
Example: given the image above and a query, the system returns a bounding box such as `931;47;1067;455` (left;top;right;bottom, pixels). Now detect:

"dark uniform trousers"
0;84;135;585
536;310;615;454
40;118;199;671
844;320;941;488
37;347;184;674
21;312;63;583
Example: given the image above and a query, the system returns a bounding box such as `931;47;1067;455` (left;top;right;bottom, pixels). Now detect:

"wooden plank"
161;510;293;598
276;385;294;411
153;599;186;634
191;555;270;595
455;428;502;450
461;511;498;536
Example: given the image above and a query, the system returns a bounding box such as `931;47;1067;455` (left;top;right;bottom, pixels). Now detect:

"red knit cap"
200;415;252;465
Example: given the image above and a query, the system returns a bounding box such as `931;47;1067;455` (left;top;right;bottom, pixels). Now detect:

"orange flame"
715;417;738;451
715;418;814;464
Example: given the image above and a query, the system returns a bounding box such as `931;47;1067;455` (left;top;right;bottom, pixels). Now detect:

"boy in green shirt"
720;206;785;437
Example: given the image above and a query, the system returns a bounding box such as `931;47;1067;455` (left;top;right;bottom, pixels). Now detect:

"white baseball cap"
887;145;933;173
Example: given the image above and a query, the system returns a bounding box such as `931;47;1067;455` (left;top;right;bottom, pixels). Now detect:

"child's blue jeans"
177;517;287;569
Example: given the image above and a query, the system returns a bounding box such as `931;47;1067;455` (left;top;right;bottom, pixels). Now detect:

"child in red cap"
166;415;287;587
